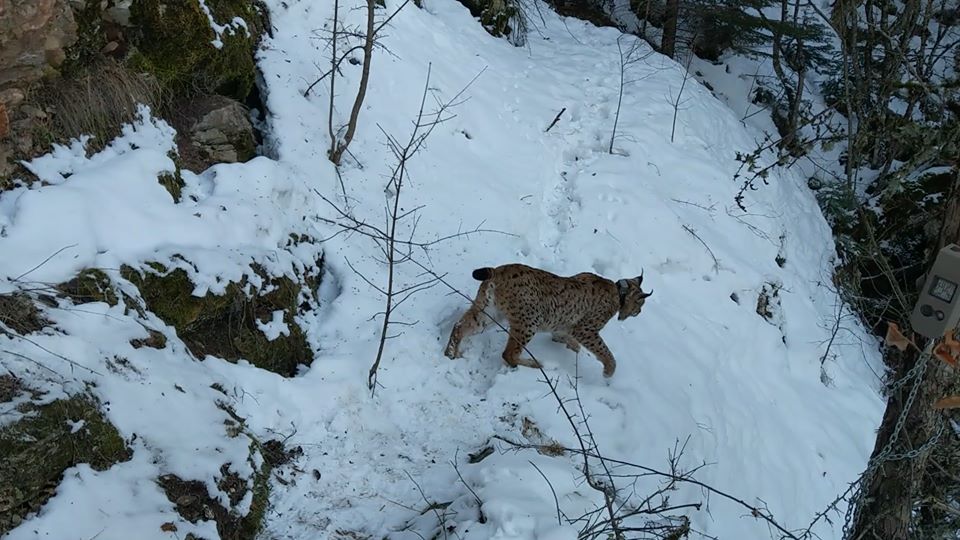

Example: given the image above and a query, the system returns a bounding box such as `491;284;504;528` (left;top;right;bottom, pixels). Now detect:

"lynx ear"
616;279;629;293
635;270;644;286
641;290;653;298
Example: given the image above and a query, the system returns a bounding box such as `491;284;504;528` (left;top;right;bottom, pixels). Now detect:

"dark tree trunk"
850;174;960;539
660;0;679;58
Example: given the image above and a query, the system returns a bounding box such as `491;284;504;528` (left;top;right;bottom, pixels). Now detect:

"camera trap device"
910;243;960;339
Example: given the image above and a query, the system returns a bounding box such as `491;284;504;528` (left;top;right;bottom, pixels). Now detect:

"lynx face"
443;263;652;377
616;276;651;321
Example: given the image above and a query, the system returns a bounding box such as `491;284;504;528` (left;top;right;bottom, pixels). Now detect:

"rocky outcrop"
1;0;267;185
128;0;263;100
0;0;79;90
172;95;256;172
0;393;131;535
456;0;527;45
0;0;79;180
121;260;318;377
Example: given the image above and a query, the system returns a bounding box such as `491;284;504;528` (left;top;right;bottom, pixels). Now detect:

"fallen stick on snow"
544;107;566;133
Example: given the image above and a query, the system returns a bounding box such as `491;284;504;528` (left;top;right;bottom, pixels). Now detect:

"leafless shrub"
314;64;505;394
610;35;656;154
306;0;412;165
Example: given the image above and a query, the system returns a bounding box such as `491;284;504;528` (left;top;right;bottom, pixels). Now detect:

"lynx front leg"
444;281;493;359
502;322;541;369
572;329;616;377
551;332;581;353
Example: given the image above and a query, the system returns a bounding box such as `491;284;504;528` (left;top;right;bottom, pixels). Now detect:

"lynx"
443;263;652;377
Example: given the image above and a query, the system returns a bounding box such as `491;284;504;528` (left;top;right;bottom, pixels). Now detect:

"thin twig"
681;224;719;274
13;244;79;282
544;107;566;133
530;459;563;526
494;435;800;540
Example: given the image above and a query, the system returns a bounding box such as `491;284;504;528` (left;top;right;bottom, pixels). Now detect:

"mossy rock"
57;268;119;306
128;0;262;101
158;442;272;540
158;171;185;202
456;0;525;44
240;446;272;539
158;150;186;203
60;1;111;77
0;394;131;535
169;95;257;172
120;261;313;376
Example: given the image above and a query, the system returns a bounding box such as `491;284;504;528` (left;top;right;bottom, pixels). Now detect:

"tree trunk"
849;174;960;539
330;0;376;165
660;0;679;58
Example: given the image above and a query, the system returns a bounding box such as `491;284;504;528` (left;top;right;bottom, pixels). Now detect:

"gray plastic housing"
910;244;960;339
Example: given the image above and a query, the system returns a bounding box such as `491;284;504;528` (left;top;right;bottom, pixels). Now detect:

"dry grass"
0;293;49;335
30;59;162;153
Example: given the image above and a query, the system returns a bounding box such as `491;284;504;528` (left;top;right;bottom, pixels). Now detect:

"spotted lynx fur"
443;263;652;377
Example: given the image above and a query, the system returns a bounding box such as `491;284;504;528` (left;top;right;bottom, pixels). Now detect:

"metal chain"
842;341;937;539
884;418;945;461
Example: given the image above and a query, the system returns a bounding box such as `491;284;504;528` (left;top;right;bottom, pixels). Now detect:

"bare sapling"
314;64;495;394
311;0;412;166
668;50;694;144
610;35;654;154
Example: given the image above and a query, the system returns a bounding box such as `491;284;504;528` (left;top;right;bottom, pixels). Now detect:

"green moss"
159;150;185;202
121;261;313;376
158;172;185;202
57;268;119;306
158;439;273;540
120;263;232;330
230;128;257;163
240;442;272;539
61;2;108;77
129;0;261;101
0;395;131;535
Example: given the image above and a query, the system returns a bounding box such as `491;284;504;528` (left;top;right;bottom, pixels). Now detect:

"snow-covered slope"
0;1;885;539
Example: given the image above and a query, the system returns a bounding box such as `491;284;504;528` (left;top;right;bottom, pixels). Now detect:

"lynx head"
616;271;653;321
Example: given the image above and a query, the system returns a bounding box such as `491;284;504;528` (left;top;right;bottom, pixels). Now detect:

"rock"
172;95;256;172
158;441;273;540
0;89;25;109
120;260;316;377
56;268;119;306
103;0;132;26
176;494;198;508
0;0;79;90
0;394;131;535
455;0;526;45
0;0;77;184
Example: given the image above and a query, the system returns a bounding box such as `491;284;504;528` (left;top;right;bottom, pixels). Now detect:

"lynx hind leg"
551;332;581;353
572;329;616;377
502;321;541;369
444;280;494;359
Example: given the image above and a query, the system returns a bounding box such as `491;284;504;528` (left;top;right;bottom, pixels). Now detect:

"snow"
0;0;887;539
256;310;291;340
198;0;250;49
